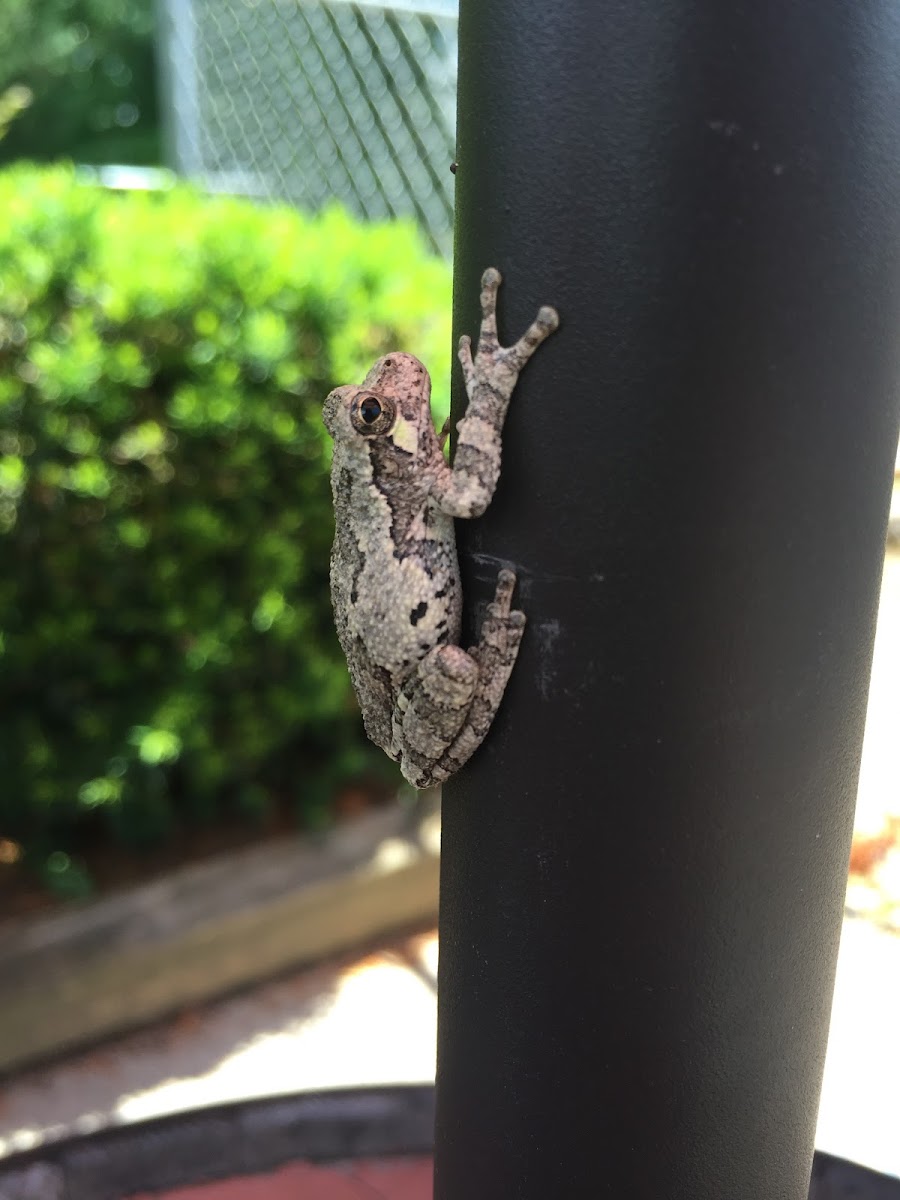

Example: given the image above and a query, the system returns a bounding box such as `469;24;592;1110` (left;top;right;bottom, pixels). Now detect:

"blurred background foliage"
0;164;452;893
0;0;160;166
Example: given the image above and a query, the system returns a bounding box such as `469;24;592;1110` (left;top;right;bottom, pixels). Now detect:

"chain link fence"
158;0;458;255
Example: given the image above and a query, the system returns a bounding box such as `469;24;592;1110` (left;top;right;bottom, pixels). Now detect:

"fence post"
434;2;900;1197
155;0;203;178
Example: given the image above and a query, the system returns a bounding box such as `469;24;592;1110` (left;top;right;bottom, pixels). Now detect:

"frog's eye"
359;397;382;423
351;392;395;436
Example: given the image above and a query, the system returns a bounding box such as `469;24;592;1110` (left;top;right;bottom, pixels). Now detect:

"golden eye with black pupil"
350;392;395;436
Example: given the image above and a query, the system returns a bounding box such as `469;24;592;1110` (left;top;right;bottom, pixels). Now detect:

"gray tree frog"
323;268;558;788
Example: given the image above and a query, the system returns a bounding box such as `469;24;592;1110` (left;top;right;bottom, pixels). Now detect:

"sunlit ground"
0;932;439;1158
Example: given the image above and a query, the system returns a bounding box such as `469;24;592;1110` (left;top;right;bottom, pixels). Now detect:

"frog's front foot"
458;268;559;397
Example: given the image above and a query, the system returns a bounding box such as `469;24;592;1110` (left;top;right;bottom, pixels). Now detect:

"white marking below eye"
391;415;418;456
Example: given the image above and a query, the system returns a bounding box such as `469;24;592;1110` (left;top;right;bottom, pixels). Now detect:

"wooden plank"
0;796;440;1074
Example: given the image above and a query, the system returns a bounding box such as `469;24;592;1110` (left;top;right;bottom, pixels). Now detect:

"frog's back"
330;483;461;675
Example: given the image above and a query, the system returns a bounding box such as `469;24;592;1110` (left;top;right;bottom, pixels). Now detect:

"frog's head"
323;353;435;461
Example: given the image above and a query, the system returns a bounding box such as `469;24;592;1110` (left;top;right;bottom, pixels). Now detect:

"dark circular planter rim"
0;1084;898;1199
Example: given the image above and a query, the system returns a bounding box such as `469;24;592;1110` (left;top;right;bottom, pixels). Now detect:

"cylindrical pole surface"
435;3;900;1198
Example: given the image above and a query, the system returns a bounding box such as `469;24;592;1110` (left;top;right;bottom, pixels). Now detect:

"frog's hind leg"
394;569;526;789
392;645;479;789
432;568;525;783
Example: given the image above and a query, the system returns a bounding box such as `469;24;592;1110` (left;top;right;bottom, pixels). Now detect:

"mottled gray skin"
323;268;558;787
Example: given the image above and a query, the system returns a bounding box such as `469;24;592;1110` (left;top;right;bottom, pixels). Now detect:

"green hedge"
0;164;451;887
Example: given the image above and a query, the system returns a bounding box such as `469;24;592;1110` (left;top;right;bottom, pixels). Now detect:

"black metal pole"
435;4;900;1198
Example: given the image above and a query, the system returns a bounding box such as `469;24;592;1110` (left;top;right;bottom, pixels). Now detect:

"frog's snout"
322;388;347;439
322;393;337;438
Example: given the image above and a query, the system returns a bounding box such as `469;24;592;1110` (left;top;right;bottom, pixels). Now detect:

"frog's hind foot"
468;568;526;675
